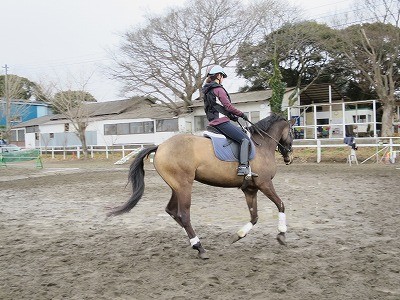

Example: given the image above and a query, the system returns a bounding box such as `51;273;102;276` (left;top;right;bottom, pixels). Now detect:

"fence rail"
293;137;400;163
38;144;154;160
33;138;400;164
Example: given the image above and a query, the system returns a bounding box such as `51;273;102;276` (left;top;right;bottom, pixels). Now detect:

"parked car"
0;144;21;153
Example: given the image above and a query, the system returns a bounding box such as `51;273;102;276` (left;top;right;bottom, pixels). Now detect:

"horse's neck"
256;121;286;147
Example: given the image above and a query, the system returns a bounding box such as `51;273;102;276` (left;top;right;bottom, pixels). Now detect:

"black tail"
107;145;158;217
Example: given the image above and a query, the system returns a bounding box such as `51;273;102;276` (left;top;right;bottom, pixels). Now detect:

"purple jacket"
208;86;244;126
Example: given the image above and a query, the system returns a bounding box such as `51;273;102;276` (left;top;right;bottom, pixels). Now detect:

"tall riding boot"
237;139;258;177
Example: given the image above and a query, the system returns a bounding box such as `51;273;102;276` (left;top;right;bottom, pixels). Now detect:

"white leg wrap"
190;236;200;247
278;212;287;233
237;222;253;238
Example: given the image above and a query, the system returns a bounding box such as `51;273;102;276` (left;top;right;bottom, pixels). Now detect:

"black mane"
248;114;286;135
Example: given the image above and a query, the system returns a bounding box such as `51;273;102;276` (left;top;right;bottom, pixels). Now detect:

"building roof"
299;83;347;105
190;89;273;107
0;99;50;107
14;114;55;128
14;97;177;128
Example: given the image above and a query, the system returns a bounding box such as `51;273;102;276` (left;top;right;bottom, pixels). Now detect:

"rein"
239;119;293;153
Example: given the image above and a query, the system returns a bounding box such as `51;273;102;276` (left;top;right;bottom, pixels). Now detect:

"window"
105;121;155;135
10;130;17;142
11;116;22;123
156;119;178;132
117;123;130;135
250;111;260;123
317;118;329;125
35;133;39;141
353;115;367;123
26;126;39;133
143;121;154;133
49;133;54;139
129;121;154;134
104;124;117;135
130;122;143;134
64;123;69;132
17;129;25;142
194;116;207;131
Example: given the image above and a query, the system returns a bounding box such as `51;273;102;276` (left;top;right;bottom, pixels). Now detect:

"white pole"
329;85;332;138
313;104;317;139
317;139;321;163
342;102;346;138
373;100;377;137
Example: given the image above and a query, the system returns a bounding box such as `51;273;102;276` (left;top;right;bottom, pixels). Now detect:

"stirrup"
237;166;258;178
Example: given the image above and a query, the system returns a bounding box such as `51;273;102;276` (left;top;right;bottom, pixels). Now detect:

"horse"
107;114;294;259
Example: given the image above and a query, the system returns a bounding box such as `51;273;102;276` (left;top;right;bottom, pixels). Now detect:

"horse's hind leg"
165;191;184;227
165;189;208;259
231;187;259;243
259;181;287;245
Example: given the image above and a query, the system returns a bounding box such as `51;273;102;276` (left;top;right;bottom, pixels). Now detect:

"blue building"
0;99;52;144
0;99;51;125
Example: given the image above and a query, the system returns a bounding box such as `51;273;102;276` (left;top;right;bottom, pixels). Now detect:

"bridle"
238;119;293;155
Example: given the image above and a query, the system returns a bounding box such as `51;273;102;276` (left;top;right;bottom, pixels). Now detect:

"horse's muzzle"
284;153;293;165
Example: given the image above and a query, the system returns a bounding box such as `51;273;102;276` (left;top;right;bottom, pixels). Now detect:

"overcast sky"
1;0;354;102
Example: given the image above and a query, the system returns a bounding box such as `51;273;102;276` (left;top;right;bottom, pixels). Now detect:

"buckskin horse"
107;114;294;259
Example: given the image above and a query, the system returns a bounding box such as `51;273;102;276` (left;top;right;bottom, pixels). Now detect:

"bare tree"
111;0;294;114
44;78;96;158
333;0;400;137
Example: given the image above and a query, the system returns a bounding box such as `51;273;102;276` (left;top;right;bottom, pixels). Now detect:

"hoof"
230;234;242;244
276;232;287;246
198;251;209;260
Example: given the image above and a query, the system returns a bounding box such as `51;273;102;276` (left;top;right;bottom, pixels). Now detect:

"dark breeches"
212;122;250;144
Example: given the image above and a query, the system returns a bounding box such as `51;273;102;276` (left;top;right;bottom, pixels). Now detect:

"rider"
202;65;258;178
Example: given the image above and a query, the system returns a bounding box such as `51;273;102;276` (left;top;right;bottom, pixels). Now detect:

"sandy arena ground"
0;159;399;300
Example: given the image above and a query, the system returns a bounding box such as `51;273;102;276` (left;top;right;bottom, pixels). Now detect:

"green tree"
237;20;335;105
52;90;96;114
269;56;286;114
0;74;40;100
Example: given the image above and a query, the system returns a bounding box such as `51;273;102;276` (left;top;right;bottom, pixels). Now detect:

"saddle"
203;126;256;162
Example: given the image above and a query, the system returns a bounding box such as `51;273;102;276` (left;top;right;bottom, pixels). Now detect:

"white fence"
293;137;400;163
36;138;400;164
39;144;154;160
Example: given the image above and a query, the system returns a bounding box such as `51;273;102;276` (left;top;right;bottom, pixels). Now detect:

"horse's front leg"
259;181;287;245
231;187;258;243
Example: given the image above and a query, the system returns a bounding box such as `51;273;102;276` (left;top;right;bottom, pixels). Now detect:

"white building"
14;90;287;148
13;84;398;149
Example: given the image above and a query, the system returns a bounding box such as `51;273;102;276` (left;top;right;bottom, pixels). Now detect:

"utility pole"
2;64;10;141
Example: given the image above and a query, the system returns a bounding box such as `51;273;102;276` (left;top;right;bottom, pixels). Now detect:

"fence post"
106;145;109;159
317;140;321;163
90;146;94;159
77;146;80;159
51;147;55;159
389;138;394;163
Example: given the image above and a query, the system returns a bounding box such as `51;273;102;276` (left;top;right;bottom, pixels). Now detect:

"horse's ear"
290;118;296;126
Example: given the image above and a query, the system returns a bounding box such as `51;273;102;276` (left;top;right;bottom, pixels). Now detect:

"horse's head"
277;119;294;165
248;114;294;165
